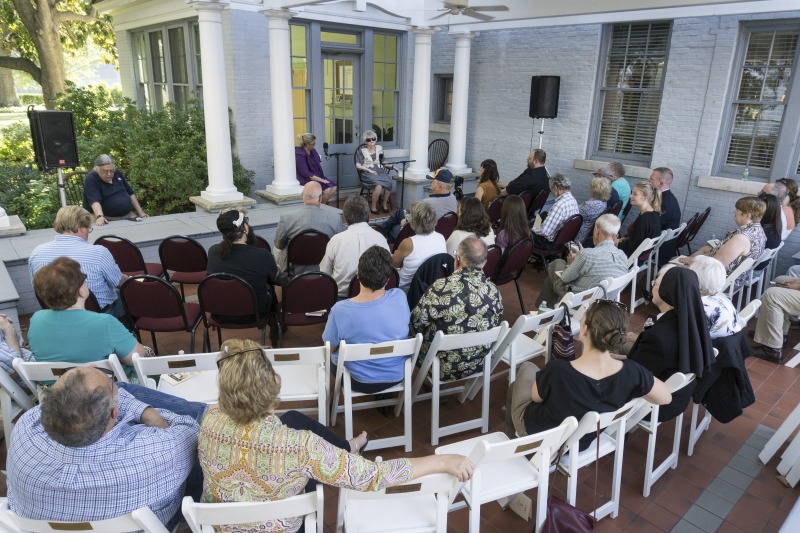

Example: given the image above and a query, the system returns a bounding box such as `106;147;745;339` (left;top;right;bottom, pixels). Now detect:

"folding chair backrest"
182;487;323;533
739;299;762;326
198;273;260;321
427;323;508;355
480;417;578;469
686;207;711;243
599;267;638;301
0;499;169;533
253;235;272;252
287;230;330;267
64;171;87;207
558;286;604;328
722;257;755;294
563;398;642;449
626;235;660;269
628;373;692;428
354;143;368;184
675;213;698;249
132;351;219;388
518;191;534;213
339;335;423;368
158;235;208;277
349;270;399;298
13;357;128;401
0;369;36;445
263;344;330;367
490;307;564;370
608;201;623;217
434;211;458;240
95;235;148;275
0;370;34;412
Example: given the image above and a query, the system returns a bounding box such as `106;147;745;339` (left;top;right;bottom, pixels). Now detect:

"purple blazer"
295;147;335;189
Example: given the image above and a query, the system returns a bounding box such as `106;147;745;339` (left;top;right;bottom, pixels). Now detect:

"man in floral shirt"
411;236;503;381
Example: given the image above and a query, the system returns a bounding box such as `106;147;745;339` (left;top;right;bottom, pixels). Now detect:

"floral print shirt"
411;267;503;381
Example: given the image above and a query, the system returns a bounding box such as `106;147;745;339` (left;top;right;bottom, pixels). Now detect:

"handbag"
551;303;575;361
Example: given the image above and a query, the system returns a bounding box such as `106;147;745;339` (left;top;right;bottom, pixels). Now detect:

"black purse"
550;303;576;361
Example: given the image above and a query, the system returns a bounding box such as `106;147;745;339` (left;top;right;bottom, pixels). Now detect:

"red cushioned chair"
518;191;534;214
95;235;164;278
491;237;534;313
530;214;583;273
253;234;272;252
683;207;711;254
158;236;208;300
528;189;550;219
434;211;458;240
286;230;330;276
276;272;338;346
483;244;502;278
392;222;416;252
486;196;506;227
347;269;400;298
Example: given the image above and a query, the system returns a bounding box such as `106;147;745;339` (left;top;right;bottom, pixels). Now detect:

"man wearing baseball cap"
380;167;458;242
593;163;629;219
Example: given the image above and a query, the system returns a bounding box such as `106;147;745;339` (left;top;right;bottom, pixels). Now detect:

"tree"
0;1;115;108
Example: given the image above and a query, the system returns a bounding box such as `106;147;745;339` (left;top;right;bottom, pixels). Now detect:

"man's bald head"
40;367;116;447
303;182;323;205
762;182;787;202
456;235;488;269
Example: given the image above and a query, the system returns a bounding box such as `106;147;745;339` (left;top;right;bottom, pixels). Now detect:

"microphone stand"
383;159;415;210
324;146;348;208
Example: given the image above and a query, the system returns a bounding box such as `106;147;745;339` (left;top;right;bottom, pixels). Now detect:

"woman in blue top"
323;245;410;394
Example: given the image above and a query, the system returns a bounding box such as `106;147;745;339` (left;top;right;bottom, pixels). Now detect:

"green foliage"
0;85;254;228
19;94;43;105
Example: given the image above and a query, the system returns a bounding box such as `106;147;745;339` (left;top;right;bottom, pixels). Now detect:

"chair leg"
150;331;158;355
202;325;210;353
514;279;527;314
179;283;186;301
217;327;223;351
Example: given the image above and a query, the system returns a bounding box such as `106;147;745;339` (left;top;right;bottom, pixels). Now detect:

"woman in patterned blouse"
198;338;474;533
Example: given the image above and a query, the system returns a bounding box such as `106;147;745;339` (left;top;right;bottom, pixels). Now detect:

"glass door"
322;54;360;188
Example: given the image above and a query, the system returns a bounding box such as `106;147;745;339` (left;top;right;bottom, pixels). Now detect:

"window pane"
292;58;308;86
386;64;397;89
149;32;166;84
193;24;202;84
372;32;401;144
169;27;188;84
291;24;307;56
174;86;189;110
383;92;394;116
372;91;382;116
321;31;357;45
294;118;307;140
386;35;398;61
293;89;307;116
373;63;384;90
374;33;385;62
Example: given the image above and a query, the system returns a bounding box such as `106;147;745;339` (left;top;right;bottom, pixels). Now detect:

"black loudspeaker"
529;76;560;119
27;108;79;170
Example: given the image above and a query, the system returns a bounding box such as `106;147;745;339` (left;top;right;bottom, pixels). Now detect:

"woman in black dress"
617;182;662;258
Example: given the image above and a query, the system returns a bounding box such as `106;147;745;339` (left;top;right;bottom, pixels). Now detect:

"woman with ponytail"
505;300;670;448
616;182;663;257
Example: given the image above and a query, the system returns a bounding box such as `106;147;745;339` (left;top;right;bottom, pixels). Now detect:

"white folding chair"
722;257;756;310
626;373;694;497
599;267;639;303
329;335;423;452
336;471;464;533
435;418;579;533
558;398;642;520
411;323;509;446
13;356;129;402
132;351;219;403
182;486;323;533
687;348;718;457
759;402;800;488
742;244;782;309
0;497;168;533
557;286;605;337
739;299;762;325
653;223;686;268
0;369;35;446
481;307;564;392
265;344;331;425
626;233;663;313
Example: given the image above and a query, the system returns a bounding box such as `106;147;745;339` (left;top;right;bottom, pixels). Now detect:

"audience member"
496;195;530;251
393;201;447;291
536;214;628;306
622;267;714;421
29;257;151;367
207;209;278;323
687;256;744;339
7;367;206;529
617;182;662;258
761;181;790;240
649;167;681;266
681;196;766;285
0;315;35;388
321;196;390;297
295;132;336;204
83;154;147;225
380;167;458;242
198;338;473;531
777;178;799;237
411;237;503;381
29;206;128;319
503;149;548;198
475;159;502;209
355;129;395;214
758;193;783;250
506;300;670;446
575;176;611;244
531;173;579;250
273;182;346;274
594;162;629;216
446;197;496;256
751;273;800;364
323;246;409;393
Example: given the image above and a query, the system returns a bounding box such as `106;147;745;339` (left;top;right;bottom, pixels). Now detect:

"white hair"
688;255;726;294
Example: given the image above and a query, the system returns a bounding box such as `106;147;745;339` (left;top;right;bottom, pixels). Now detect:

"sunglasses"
367;137;377;142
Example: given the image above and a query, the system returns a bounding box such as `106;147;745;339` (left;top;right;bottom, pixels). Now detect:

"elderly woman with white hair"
355;129;396;214
83;154;147;225
687;256;744;339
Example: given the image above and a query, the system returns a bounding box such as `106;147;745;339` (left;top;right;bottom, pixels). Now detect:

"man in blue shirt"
83;154;147;225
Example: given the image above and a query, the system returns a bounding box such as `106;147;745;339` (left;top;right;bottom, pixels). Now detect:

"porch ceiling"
271;0;800;30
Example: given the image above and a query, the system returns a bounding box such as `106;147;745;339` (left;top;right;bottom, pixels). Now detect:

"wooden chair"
353;142;376;201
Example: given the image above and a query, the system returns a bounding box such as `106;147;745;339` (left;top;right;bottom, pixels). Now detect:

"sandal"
349;431;369;454
382;205;391;213
370;208;380;215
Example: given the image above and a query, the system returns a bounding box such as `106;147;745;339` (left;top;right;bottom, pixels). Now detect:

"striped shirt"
7;387;199;525
28;234;124;308
560;239;629;293
534;191;579;242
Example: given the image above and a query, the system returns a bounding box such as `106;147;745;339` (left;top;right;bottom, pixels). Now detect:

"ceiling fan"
431;1;510;22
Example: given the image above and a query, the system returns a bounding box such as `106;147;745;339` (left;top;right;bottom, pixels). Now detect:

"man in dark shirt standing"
649;166;681;266
503;149;549;197
83;154;147;226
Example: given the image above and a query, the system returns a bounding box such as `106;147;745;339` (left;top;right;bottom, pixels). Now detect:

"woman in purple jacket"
295;133;337;204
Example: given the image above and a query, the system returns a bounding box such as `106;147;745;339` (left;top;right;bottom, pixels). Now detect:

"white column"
446;32;476;174
262;9;302;196
407;28;437;178
188;0;243;203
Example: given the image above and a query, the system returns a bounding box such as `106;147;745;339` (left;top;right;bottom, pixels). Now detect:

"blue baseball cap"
426;168;453;184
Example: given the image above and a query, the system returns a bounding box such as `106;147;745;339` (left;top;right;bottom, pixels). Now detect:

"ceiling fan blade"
472;6;510;12
430;10;451;20
464;10;494;22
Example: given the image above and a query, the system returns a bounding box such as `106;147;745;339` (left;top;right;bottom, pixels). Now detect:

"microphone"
323;142;330;158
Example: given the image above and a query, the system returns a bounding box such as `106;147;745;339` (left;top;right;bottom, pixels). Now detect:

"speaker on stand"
27;106;79;207
528;76;560;150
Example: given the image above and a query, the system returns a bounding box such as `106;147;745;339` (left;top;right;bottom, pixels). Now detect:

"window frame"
588;20;672;167
433;74;454;124
130;19;203;112
715;20;800;182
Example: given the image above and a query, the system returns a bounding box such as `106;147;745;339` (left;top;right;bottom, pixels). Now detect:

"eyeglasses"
367;137;377;142
216;346;265;369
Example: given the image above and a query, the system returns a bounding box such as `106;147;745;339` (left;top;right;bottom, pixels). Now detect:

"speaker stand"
538;118;545;149
56;167;67;208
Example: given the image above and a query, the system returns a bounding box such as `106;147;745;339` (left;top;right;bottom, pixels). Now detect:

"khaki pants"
754;276;800;349
504;362;540;439
535;258;569;307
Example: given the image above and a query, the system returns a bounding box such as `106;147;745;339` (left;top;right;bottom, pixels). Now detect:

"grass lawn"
0;108;29;139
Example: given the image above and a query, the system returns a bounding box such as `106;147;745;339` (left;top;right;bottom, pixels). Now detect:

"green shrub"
0;164;60;229
0;121;34;164
19;94;44;106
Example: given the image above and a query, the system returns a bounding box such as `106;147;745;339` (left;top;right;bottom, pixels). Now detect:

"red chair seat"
136;302;202;333
170;271;207;284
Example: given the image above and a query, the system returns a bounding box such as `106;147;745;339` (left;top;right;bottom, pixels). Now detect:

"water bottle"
538;301;549;315
741;168;749;181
